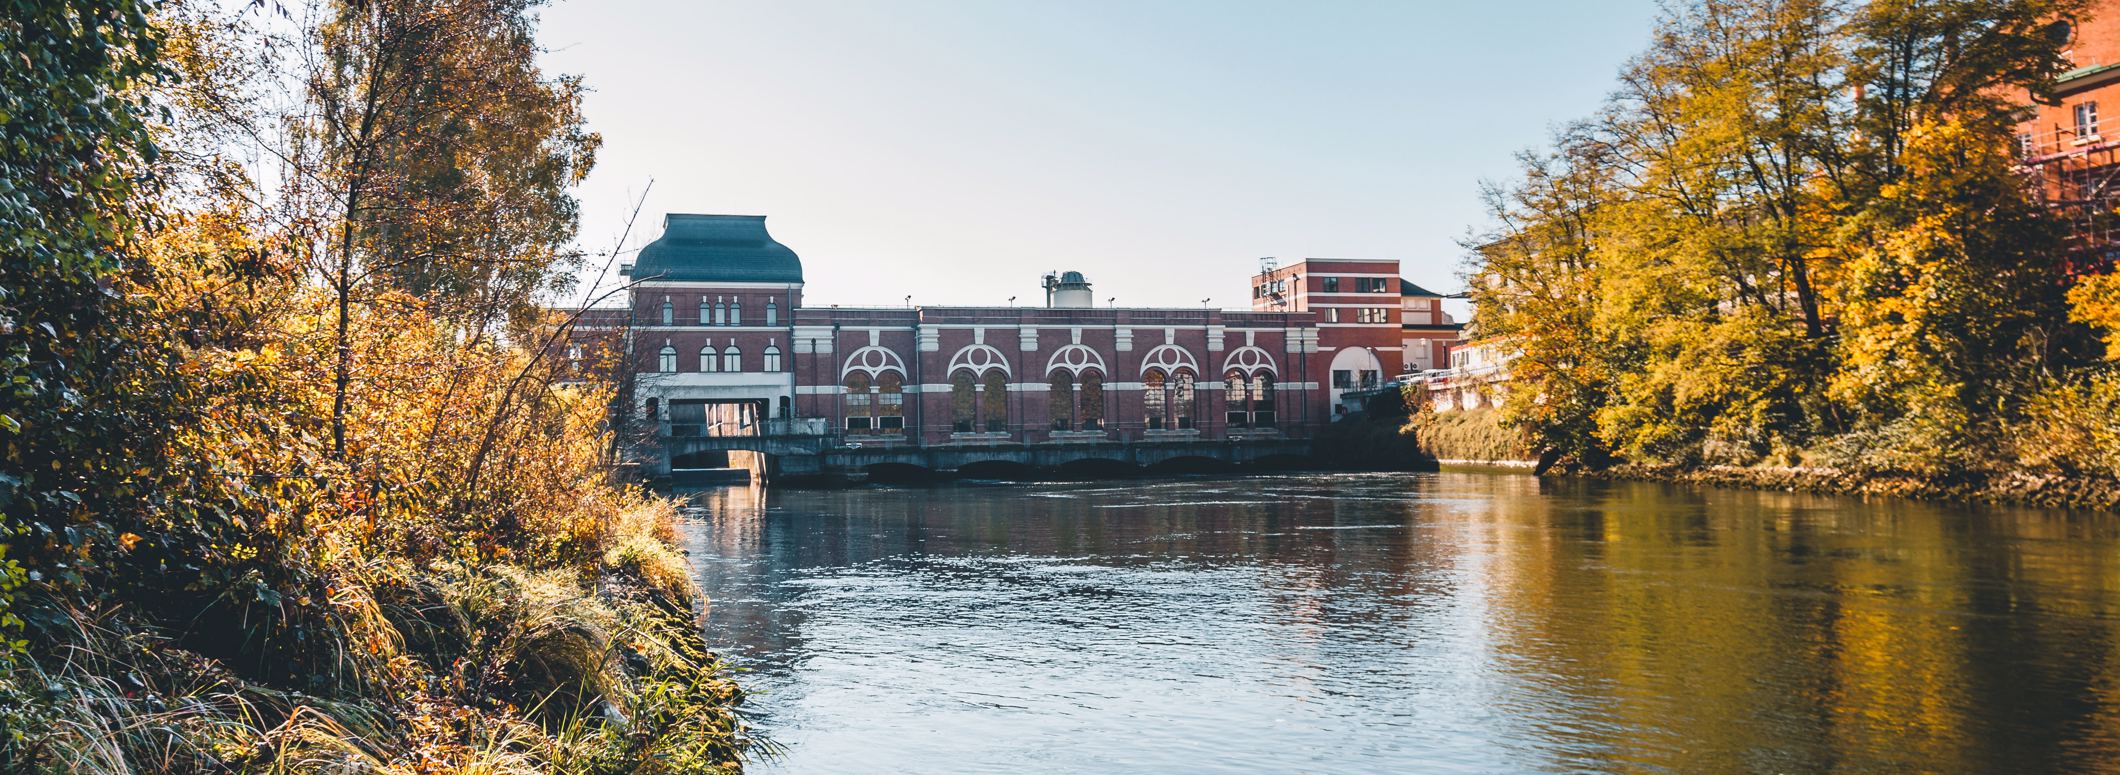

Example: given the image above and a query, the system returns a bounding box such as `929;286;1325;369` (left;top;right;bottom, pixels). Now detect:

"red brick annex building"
568;214;1453;474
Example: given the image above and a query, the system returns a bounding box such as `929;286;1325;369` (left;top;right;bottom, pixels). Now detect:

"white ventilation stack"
1043;270;1094;308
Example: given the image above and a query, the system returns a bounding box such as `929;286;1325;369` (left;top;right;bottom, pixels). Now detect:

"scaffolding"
2022;125;2120;273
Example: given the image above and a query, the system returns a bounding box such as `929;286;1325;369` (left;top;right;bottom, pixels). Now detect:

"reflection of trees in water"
680;475;2120;773
1473;479;2120;773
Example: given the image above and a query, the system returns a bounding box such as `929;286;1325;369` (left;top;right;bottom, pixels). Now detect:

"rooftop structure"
626;214;805;284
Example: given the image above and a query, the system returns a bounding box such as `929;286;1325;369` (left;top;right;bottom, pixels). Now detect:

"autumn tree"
0;0;171;640
1468;0;2089;469
290;0;598;458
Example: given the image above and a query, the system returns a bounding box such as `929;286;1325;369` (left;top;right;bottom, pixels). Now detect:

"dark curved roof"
630;214;803;284
1060;270;1087;284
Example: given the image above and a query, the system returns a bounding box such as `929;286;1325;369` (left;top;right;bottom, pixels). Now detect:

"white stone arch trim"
1220;345;1278;377
947;343;1012;378
840;345;908;379
1045;344;1107;377
1140;344;1200;376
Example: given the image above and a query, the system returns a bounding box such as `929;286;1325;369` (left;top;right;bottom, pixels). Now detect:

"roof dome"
630;214;803;284
1059;270;1087;284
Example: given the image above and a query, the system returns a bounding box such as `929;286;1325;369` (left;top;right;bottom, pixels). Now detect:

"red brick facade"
566;215;1462;452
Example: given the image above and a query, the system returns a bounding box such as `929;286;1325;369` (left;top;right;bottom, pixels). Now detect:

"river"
679;471;2120;774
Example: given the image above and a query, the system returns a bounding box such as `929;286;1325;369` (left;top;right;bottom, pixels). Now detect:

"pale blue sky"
536;0;1661;309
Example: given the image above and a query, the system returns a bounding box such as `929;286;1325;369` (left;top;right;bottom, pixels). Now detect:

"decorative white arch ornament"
1220;345;1278;377
840;345;908;379
1045;344;1107;377
1139;344;1200;376
947;343;1012;378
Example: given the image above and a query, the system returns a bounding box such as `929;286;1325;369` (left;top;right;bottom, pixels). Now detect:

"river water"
679;471;2120;774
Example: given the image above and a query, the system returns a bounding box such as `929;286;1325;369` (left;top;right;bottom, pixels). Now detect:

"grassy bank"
1;3;755;770
1;500;756;774
1406;408;1537;465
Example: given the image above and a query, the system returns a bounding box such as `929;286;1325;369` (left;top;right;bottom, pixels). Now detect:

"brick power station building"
568;214;1457;477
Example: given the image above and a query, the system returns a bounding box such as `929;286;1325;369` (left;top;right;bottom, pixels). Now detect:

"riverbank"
0;502;756;773
1575;462;2120;511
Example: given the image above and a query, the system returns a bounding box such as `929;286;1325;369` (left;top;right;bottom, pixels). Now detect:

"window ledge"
841;434;907;444
1142;429;1202;439
949;432;1013;443
1046;431;1110;442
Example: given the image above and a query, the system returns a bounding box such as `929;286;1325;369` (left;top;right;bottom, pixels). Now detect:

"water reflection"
683;473;2120;773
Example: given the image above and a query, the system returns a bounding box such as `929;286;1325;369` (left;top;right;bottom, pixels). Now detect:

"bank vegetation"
1;1;753;772
1467;0;2120;509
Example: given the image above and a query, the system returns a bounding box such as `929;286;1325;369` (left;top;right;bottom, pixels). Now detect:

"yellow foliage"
2067;272;2120;359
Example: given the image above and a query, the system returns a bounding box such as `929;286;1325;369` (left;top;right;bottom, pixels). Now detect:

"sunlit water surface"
680;472;2120;774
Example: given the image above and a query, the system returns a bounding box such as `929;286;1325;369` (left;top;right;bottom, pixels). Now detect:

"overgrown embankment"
1;2;754;771
1406;407;1537;466
1584;462;2120;511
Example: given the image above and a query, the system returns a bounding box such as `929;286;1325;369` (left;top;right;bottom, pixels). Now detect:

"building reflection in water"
677;473;2120;773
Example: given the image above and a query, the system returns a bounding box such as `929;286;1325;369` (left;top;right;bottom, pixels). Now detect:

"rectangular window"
1409;298;1432;310
1326;308;1340;323
878;415;905;430
1354;307;1391;324
1354;277;1390;293
1322;277;1340;293
845;416;873;431
2019;132;2038;157
2078;101;2101;139
1332;370;1353;389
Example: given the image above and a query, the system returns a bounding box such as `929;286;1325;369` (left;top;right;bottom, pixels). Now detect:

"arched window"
1171;370;1195;429
698;299;711;324
660;298;674;325
982;370;1009;432
730;298;743;326
1144;368;1193;430
722;344;741;373
1144;369;1168;430
763;343;783;372
699;344;717;373
657;344;677;373
877;372;905;433
1079;372;1105;431
643;397;659;420
951;371;979;432
1049;372;1075;431
1226;370;1251;428
844;372;873;432
1252;374;1277;428
713;299;726;327
766;298;779;326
